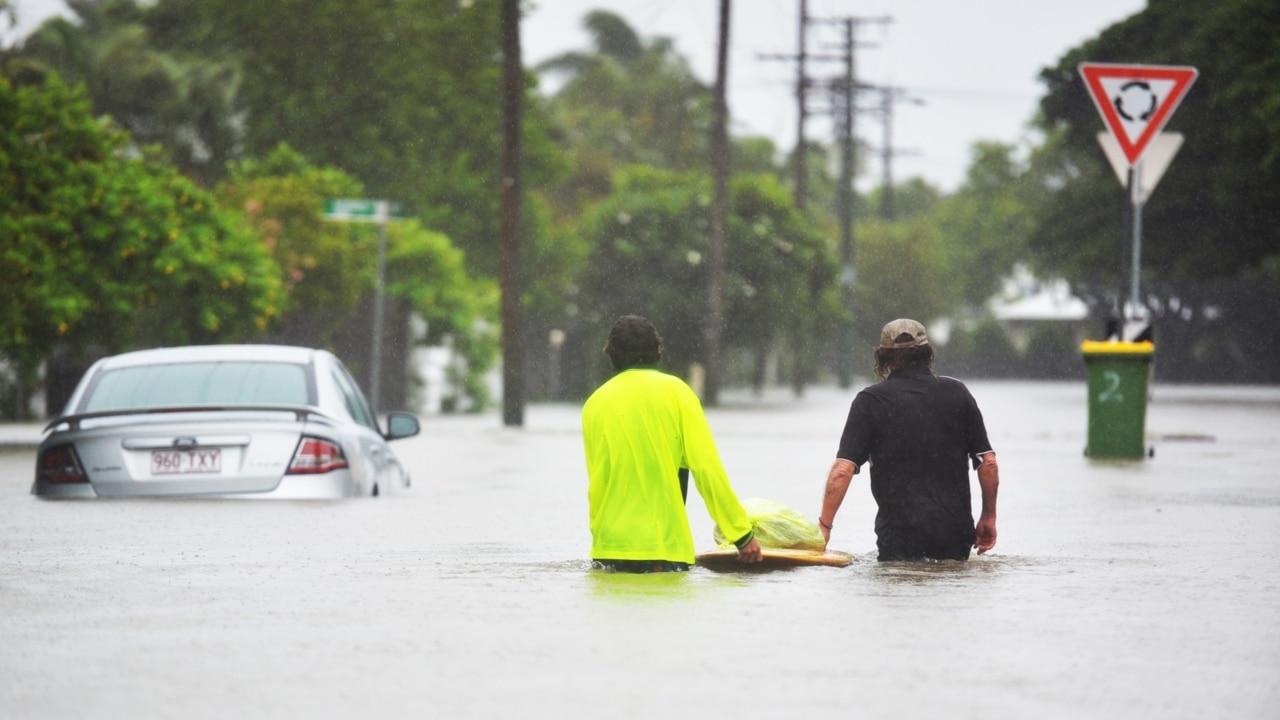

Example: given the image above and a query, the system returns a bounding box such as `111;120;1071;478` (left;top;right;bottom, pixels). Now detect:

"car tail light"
287;437;349;474
38;445;87;484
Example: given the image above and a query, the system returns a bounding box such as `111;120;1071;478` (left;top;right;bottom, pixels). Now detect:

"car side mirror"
385;412;420;440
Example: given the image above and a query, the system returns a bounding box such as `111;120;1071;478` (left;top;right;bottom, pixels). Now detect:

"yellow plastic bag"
714;498;825;551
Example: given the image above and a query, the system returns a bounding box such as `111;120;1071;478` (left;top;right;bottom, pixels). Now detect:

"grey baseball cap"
880;318;929;348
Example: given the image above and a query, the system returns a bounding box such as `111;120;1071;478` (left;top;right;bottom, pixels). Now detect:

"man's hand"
737;537;763;564
974;515;997;554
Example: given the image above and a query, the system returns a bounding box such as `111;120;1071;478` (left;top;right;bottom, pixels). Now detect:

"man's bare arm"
819;459;857;547
975;452;999;554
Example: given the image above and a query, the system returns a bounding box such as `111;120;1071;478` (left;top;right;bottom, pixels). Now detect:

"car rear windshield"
81;361;313;412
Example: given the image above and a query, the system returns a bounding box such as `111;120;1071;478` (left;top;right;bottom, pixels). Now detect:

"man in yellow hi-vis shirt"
583;316;762;572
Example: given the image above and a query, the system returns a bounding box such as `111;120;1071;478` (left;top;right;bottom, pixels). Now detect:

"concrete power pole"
877;86;923;221
499;0;525;426
834;17;857;389
813;14;889;389
704;0;731;406
761;8;888;395
795;0;808;211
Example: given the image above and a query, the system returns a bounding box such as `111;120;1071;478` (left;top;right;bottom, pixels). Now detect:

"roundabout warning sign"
1079;63;1198;166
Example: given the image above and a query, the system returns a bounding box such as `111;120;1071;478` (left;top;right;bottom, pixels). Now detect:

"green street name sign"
323;198;406;222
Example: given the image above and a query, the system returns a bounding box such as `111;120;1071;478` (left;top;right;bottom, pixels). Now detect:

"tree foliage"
10;1;1131;404
537;10;715;217
851;216;959;350
153;0;560;276
217;144;500;408
387;223;500;409
10;0;562;278
13;0;243;181
933;142;1037;309
217;144;372;337
573;166;838;385
1034;0;1280;286
1;73;279;408
1031;0;1280;381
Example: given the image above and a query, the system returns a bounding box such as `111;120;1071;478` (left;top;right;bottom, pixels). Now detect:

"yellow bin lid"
1081;340;1155;355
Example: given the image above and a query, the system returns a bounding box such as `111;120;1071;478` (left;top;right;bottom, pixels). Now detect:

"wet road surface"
2;381;1278;718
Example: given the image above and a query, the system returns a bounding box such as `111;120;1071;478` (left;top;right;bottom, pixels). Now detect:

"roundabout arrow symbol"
1114;80;1158;122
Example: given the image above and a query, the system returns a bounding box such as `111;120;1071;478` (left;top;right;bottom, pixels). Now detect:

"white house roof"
990;282;1089;321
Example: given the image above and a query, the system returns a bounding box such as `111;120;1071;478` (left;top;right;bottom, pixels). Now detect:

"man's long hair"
605;315;663;371
873;344;936;380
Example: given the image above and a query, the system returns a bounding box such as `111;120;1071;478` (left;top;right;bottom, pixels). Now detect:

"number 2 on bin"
1098;370;1124;403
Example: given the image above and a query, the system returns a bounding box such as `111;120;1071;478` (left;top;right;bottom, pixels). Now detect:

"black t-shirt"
836;366;993;561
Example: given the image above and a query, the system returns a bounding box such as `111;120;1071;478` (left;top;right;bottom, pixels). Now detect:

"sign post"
1079;63;1197;334
322;199;405;415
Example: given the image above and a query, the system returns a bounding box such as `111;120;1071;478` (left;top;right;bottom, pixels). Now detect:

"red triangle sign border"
1078;62;1198;166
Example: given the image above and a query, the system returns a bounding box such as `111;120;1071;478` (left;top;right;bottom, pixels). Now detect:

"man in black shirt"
818;319;1000;561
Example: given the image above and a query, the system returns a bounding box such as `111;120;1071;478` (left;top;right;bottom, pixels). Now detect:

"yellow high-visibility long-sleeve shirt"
582;367;753;564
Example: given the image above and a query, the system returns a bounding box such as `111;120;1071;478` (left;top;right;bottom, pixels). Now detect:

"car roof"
94;344;328;369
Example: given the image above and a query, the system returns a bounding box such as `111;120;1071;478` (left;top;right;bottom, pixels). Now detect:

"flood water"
2;380;1278;719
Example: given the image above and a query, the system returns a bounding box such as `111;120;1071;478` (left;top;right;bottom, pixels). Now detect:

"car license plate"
151;449;222;475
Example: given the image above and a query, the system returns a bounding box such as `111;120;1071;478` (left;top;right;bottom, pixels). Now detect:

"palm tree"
10;0;243;184
537;10;714;212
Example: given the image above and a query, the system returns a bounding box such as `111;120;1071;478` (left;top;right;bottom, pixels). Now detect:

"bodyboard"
695;547;853;570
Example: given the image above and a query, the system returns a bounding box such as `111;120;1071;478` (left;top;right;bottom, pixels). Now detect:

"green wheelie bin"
1082;340;1154;459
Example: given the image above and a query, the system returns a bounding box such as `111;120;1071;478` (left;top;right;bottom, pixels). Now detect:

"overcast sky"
524;0;1147;192
8;0;1147;192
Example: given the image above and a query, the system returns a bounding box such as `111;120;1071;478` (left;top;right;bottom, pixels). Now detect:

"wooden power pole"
704;0;731;406
499;0;525;426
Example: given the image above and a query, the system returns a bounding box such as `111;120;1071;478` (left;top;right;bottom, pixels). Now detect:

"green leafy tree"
387;223;500;410
865;177;943;223
726;171;842;393
539;10;712;170
537;10;715;218
1034;0;1280;380
13;0;244;182
934;141;1037;309
1;73;280;416
16;0;561;277
217;144;374;346
151;0;560;277
573;166;837;389
851;216;960;351
574;167;709;375
217;144;500;410
1034;0;1280;286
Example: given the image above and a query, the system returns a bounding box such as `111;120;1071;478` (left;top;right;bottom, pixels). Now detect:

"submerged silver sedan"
32;345;420;499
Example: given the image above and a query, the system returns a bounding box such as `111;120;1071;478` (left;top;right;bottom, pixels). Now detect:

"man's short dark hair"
605;315;662;370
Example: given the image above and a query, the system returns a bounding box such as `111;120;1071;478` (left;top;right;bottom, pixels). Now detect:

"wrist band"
819;519;832;530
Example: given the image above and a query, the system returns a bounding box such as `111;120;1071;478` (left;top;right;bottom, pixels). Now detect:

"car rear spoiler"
44;405;336;432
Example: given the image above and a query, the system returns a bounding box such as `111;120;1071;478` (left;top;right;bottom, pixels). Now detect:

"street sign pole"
1129;164;1144;321
322;198;404;416
1099;131;1184;324
369;201;389;416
